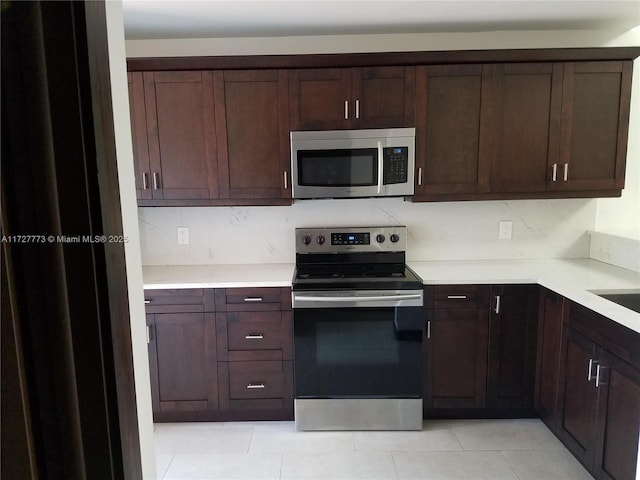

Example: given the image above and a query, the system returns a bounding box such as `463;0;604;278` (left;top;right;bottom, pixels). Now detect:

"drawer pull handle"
144;300;151;304
494;295;501;314
243;297;263;302
447;295;467;299
245;334;264;339
246;383;265;389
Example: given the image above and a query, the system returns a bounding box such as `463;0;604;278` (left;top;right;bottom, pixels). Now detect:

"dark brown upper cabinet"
132;70;291;206
413;60;634;201
127;72;152;200
143;71;220;201
415;64;491;196
485;63;563;194
289;66;415;131
215;70;291;203
554;61;632;192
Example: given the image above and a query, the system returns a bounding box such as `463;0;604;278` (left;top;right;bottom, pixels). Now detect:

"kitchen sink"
591;289;640;314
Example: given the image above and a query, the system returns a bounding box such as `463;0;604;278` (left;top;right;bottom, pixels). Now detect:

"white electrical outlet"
499;221;513;240
177;227;190;245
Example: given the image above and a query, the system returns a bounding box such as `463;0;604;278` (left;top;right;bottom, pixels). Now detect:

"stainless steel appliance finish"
292;226;423;431
290;128;415;199
294;398;423;431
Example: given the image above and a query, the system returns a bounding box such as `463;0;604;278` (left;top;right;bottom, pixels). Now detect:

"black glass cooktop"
292;264;423;291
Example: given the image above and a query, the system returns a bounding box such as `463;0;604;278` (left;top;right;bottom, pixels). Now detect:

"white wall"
128;27;639;267
105;3;156;479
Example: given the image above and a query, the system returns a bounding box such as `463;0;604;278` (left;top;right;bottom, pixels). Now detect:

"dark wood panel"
487;285;539;409
558;327;598;471
151;313;217;412
144;71;219;200
558;61;631;191
217;70;290;201
596;351;640;480
127;47;640;71
488;63;560;193
534;289;565;431
426;308;489;409
290;68;351;130
352;66;415;128
416;65;487;195
228;361;285;399
127;72;151;200
227;311;284;351
433;284;489;309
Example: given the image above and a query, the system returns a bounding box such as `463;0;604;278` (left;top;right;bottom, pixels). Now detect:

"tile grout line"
160;454;175;480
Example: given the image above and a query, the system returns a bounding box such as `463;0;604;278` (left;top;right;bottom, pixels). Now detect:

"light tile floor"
154;419;594;480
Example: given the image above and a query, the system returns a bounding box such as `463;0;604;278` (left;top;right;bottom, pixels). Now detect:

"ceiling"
122;0;640;40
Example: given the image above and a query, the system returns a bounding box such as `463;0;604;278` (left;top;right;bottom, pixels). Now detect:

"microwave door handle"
377;141;384;194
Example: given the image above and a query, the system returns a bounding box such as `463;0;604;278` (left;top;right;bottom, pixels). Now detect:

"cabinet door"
487;285;539;409
425;307;489;409
557;61;632;192
487;63;562;193
128;72;151;200
289;68;351;130
216;70;290;203
558;327;599;471
351;66;415;128
148;312;217;415
535;289;565;430
144;71;219;200
415;65;491;195
595;350;640;480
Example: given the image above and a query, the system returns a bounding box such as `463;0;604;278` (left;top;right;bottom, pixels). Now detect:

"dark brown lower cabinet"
424;285;489;411
487;285;539;411
146;312;218;419
557;303;640;480
534;289;566;429
145;287;293;422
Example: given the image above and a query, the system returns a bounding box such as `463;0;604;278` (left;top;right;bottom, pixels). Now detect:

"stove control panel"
296;226;407;253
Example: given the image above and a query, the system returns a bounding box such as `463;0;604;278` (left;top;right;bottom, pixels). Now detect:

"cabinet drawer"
224;287;283;311
433;285;488;309
227;312;282;351
228;361;285;399
144;289;205;313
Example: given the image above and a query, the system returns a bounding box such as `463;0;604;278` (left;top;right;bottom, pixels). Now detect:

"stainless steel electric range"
291;226;424;431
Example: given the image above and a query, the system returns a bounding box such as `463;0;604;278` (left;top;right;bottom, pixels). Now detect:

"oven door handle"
292;291;423;308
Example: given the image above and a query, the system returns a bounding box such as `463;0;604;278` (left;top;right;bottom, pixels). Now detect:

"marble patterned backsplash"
138;197;597;266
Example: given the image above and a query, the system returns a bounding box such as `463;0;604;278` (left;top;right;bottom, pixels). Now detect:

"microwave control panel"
383;147;409;185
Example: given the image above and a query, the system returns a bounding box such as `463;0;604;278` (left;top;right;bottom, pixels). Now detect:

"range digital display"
331;232;370;245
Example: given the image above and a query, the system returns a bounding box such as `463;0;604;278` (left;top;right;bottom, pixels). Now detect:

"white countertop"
143;259;640;334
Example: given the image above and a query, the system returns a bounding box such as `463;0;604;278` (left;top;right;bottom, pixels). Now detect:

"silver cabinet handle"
588;358;599;381
355;99;360;119
563;163;569;182
427;321;431;339
246;383;265;389
417;167;423;186
344;100;349;120
447;295;467;299
377;141;384;194
146;325;153;344
283;171;288;189
552;163;558;182
243;297;263;302
595;364;607;388
245;334;264;339
144;300;151;304
494;295;501;314
142;172;149;190
152;172;160;190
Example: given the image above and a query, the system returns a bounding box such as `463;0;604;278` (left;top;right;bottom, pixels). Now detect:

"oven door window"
294;306;422;398
297;149;378;187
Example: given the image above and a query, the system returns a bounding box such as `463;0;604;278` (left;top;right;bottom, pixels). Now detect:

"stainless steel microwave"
290;128;415;199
